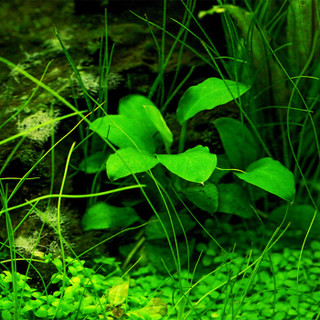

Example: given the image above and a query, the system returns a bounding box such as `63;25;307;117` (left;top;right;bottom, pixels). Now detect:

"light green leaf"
143;104;173;151
156;145;217;183
214;117;259;169
90;94;160;152
176;77;250;124
82;202;140;231
235;158;295;202
218;183;254;218
90;115;157;152
107;147;159;180
183;182;219;213
108;282;129;306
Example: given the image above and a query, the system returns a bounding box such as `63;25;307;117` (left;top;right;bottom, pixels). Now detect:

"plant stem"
178;121;187;153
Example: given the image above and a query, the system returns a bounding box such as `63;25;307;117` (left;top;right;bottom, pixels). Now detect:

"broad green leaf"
107;148;159;180
270;204;319;235
143;104;173;151
119;94;156;128
82;202;140;231
235;158;295;202
143;298;167;316
90;95;160;153
108;282;129;306
176;77;250;124
156;145;217;183
90;115;157;152
183;182;218;213
214;117;259;169
79;152;108;174
217;183;254;218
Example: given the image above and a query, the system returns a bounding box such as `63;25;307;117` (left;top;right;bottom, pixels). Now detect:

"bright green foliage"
235;157;296;202
107;147;159;181
156;146;217;183
82;202;140;231
0;257;168;320
143;104;173;153
90;95;160;153
87;76;296;223
176;77;250;124
214;117;259;169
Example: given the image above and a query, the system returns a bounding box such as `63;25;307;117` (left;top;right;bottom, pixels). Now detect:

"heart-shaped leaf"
234;157;295;202
156;145;217;183
107;147;159;180
90;95;160;152
176;77;250;124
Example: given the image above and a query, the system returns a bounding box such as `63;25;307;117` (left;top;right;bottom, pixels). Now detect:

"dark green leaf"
183;182;219;213
214;117;259;169
218;183;254;218
79;152;108;174
82;202;140;231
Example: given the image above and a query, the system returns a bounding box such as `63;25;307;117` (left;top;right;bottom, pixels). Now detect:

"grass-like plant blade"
214;117;260;170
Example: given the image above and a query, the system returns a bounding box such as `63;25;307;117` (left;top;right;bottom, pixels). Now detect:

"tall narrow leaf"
215;117;259;169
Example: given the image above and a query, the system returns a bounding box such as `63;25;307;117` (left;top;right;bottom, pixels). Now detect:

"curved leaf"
235;157;295;202
176;77;250;124
107;147;159;180
143;104;173;151
156;145;217;183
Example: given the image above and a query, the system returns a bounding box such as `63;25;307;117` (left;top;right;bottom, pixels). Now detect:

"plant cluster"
0;0;320;319
0;256;167;320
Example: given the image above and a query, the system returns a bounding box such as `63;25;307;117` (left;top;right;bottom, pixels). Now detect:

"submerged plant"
16;109;60;145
